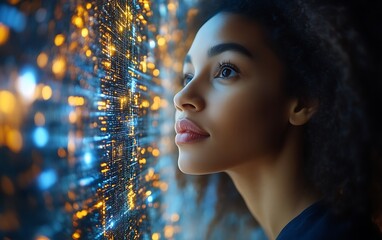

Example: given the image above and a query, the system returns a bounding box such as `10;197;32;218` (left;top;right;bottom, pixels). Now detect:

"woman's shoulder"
276;201;382;240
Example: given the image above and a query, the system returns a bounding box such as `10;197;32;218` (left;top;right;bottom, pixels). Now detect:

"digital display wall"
0;0;177;238
0;0;264;239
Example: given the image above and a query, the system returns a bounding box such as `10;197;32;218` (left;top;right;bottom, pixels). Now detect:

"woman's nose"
173;84;205;112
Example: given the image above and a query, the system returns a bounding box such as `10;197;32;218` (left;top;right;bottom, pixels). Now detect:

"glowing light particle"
84;152;91;165
164;225;175;238
17;69;36;100
5;129;22;153
0;91;16;114
57;148;66;158
152;233;160;240
149;40;155;48
8;0;21;4
54;34;65;46
157;37;166;47
81;28;88;37
85;49;92;57
35;235;50;240
1;176;15;195
37;52;48;68
171;213;180;222
68;96;85;106
147;62;155;69
37;169;57;190
72;16;83;28
0;23;10;45
41;85;52;100
72;232;80;239
34;112;45;126
51;57;66;79
152;148;160;157
153;69;160;77
168;3;176;12
147;196;153;203
33;127;49;147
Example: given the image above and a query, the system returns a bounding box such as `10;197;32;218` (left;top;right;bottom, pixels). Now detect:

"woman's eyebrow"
208;43;254;59
183;43;255;66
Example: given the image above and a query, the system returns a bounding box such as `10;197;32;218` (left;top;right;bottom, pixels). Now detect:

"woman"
173;0;382;239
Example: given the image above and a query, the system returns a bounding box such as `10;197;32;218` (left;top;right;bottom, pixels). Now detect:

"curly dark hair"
180;0;382;234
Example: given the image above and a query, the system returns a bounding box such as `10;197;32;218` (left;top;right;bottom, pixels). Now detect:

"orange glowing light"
85;49;92;57
140;61;147;73
164;225;175;238
72;16;84;28
153;69;160;77
6;128;22;153
68;96;85;106
86;3;92;9
141;100;150;108
54;34;65;46
72;232;80;239
1;176;15;196
34;112;45;126
152;233;160;240
0;91;16;114
157;37;166;47
57;148;67;158
81;28;88;37
68;111;77;123
152;149;160;157
171;213;180;222
168;3;176;12
145;190;152;196
42;85;52;100
95;201;103;208
37;52;49;68
0;23;10;45
35;236;50;240
139;158;146;164
7;0;21;4
75;210;88;219
51;57;66;79
147;62;155;69
160;182;168;192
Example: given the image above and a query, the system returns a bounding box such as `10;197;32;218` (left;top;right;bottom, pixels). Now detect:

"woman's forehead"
187;13;265;60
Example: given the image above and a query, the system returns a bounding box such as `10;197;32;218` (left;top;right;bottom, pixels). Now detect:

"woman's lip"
175;118;210;136
175;118;210;144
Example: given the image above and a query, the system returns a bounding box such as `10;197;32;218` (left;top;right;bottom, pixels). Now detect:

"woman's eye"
183;73;193;86
216;63;239;79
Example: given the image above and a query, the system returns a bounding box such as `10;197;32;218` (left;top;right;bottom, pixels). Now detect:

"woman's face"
174;13;291;174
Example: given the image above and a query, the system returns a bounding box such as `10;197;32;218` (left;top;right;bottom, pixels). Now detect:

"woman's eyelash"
183;73;193;85
218;60;240;73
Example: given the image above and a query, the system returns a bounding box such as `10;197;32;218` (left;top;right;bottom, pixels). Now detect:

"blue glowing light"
18;68;37;100
84;152;92;165
0;4;26;32
33;127;49;147
147;196;153;203
37;169;57;190
149;40;156;48
79;177;94;186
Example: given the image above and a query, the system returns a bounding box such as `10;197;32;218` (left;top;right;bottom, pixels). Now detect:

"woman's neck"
225;128;320;240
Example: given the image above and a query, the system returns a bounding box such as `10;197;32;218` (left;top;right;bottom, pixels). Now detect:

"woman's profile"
173;0;382;239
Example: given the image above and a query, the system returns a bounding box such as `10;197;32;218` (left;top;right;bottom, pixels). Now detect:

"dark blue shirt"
276;201;381;240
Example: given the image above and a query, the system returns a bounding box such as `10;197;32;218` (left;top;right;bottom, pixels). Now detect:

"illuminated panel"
0;0;164;239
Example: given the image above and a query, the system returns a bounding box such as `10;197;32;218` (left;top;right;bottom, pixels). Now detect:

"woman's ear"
288;98;319;126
